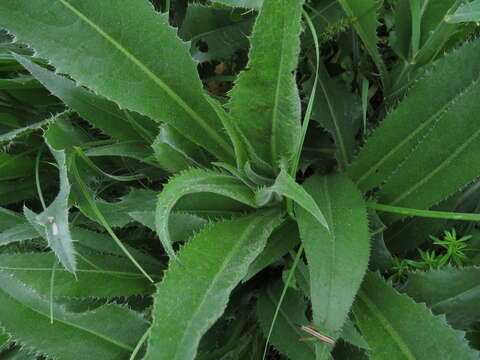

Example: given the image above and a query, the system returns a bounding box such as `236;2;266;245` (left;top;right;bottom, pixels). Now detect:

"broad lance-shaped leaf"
0;271;148;360
446;0;480;23
0;252;154;298
228;0;303;172
257;281;315;360
404;266;480;330
0;0;235;163
348;38;480;193
14;54;157;144
309;62;360;169
256;169;328;228
378;46;480;223
146;211;283;360
338;0;386;85
156;168;257;259
296;174;370;357
24;145;76;273
354;272;478;359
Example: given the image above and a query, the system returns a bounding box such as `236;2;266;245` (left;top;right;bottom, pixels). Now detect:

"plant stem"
367;202;480;221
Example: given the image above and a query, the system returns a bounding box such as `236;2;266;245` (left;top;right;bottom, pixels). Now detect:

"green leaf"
296;174;370;355
348;38;480;197
0;207;38;246
354;271;478;360
0;0;234;162
152;125;207;173
256;169;328;228
85;141;156;166
13;54;157;144
0;252;154;297
179;4;254;62
337;0;387;85
0;271;148;360
228;0;303;172
0;117;52;145
155;168;257;259
404;266;480;330
256;281;315;360
209;0;262;10
244;220;299;282
130;211;207;243
310;62;360;169
24;145;76;273
80;188;157;228
146;211;283;360
0;152;34;181
446;0;480;23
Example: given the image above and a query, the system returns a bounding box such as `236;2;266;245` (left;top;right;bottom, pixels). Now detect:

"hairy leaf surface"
354;272;478;359
404;266;480;330
296;174;370;356
0;271;148;360
146;211;282;360
228;0;303;171
0;0;234;162
349;39;480;195
24;146;76;272
155;168;257;259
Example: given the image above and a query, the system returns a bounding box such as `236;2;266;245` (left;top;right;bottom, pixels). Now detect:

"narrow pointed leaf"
228;0;303;171
348;39;480;195
256;169;328;228
0;0;234;162
146;211;283;360
296;174;370;344
210;0;262;10
404;266;480;330
0;252;154;298
354;272;478;360
13;54;157;144
24;146;76;273
155;168;257;259
446;0;480;23
0;271;148;360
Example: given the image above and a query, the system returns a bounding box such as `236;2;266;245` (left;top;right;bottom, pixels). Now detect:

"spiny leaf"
446;0;480;23
296;174;370;356
256;169;328;228
0;117;52;145
24;145;76;273
209;0;262;10
0;0;235;162
404;266;480;330
0;207;38;247
146;211;283;360
155;168;257;259
256;281;315;360
354;271;478;359
348;38;480;195
0;270;148;360
0;252;154;297
228;0;303;172
13;54;157;144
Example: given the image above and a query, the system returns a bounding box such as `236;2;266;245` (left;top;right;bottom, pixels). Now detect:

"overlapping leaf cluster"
1;0;480;359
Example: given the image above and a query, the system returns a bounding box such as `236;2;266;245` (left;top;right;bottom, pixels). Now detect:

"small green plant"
1;0;480;359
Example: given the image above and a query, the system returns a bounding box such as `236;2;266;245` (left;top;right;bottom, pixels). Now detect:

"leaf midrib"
58;0;233;157
390;124;480;205
358;290;416;360
0;286;134;352
356;71;480;187
174;215;265;359
271;0;289;165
